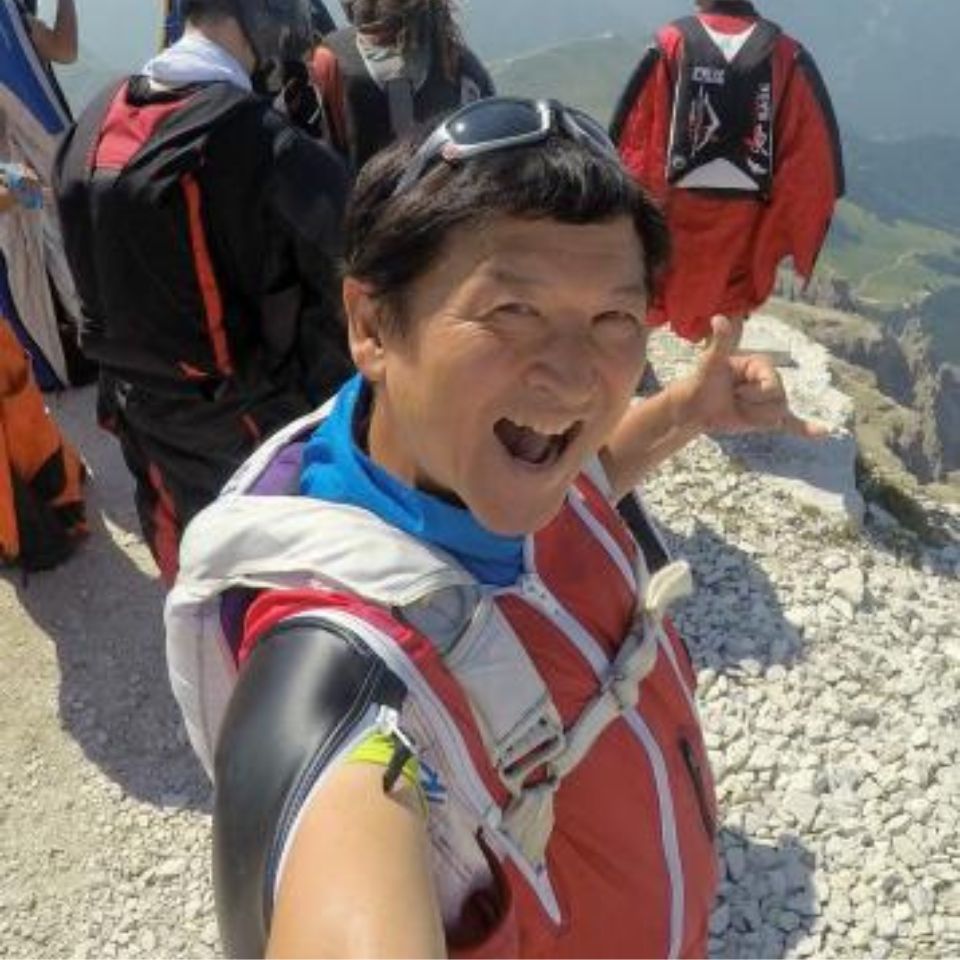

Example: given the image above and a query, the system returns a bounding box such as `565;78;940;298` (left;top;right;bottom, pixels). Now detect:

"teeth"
510;418;575;437
494;417;582;468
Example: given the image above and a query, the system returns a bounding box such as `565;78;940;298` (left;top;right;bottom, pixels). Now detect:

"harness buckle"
498;713;567;796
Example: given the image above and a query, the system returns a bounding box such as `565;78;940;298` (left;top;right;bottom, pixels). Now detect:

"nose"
523;330;597;407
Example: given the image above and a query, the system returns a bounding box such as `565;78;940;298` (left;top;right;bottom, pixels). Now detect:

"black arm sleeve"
213;617;407;959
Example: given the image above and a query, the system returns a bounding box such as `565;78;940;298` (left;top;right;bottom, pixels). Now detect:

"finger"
701;315;738;367
735;380;784;405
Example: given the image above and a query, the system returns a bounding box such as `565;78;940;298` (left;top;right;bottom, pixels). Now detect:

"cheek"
601;337;648;391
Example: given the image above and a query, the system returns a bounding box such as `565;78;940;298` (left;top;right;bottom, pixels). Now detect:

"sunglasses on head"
392;96;619;196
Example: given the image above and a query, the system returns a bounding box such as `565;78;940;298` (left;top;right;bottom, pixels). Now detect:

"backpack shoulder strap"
53;77;126;193
384;76;415;137
673;13;781;70
733;18;782;72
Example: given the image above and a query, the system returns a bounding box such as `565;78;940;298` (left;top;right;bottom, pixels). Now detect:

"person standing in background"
311;0;493;173
1;0;91;390
0;165;86;572
163;0;337;52
54;0;352;584
611;0;844;346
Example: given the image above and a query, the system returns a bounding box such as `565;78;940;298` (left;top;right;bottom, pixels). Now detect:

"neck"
184;19;256;75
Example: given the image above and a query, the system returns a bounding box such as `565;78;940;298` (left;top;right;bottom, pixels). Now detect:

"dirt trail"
0;386;216;958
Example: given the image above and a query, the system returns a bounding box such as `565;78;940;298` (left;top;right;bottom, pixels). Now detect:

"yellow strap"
345;731;428;815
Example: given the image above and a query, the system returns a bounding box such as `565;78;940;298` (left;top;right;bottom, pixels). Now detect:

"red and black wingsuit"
610;1;844;342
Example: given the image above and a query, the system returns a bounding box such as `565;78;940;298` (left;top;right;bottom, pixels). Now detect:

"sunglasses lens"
446;99;545;147
566;108;617;156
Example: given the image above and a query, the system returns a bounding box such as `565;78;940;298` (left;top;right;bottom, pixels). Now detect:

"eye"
594;311;644;336
493;302;539;318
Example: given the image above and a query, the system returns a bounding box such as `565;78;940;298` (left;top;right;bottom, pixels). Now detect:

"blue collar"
300;375;524;587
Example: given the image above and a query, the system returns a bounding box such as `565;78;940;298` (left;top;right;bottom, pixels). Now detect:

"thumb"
701;315;738;367
783;413;832;440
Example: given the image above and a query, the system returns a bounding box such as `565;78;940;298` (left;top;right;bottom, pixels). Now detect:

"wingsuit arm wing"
309;44;352;160
761;44;846;282
794;47;845;198
610;43;673;200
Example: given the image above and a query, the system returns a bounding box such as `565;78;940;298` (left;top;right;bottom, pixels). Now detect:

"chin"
471;495;565;538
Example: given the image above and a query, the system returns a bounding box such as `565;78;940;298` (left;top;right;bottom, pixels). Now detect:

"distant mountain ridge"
466;0;960;141
57;0;960;141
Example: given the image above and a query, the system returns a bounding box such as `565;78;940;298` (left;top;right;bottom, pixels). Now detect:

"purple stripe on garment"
248;441;306;496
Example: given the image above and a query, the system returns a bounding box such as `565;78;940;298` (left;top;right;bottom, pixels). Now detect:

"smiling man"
166;97;823;959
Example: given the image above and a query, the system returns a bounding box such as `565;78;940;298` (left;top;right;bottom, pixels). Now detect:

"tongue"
496;420;555;465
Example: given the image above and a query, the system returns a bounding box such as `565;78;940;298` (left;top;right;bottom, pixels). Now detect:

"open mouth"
494;418;583;469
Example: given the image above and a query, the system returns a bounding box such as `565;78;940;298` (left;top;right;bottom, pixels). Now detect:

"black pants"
99;375;308;583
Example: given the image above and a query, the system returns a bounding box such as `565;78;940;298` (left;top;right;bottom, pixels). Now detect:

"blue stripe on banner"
0;0;67;136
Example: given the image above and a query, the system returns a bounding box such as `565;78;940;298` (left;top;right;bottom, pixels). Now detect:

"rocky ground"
1;320;958;958
646;322;960;959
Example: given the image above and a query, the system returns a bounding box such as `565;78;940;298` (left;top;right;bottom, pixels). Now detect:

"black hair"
344;127;670;336
182;0;236;24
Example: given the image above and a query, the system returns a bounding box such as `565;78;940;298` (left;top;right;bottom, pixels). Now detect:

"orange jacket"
612;6;844;341
0;316;85;568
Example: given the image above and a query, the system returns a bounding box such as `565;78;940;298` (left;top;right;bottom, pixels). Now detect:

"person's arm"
28;0;78;64
0;185;14;215
269;760;445;958
215;612;445;958
610;40;673;199
600;316;828;500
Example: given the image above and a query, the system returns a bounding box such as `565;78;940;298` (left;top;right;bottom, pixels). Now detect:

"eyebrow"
484;268;647;299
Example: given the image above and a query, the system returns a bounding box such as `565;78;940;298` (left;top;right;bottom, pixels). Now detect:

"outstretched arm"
29;0;78;64
600;316;828;500
269;760;445;959
215;614;445;958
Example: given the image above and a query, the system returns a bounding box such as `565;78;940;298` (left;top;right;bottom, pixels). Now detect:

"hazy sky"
38;0;167;68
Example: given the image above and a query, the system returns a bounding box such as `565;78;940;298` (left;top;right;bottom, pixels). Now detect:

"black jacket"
55;78;352;408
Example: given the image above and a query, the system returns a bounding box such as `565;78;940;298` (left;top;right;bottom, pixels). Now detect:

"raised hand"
682;316;829;438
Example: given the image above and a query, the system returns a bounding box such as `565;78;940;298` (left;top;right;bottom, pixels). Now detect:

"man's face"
352;215;651;536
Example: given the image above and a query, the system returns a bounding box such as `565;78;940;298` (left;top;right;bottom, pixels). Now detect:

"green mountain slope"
490;34;640;124
492;35;960;301
821;202;960;308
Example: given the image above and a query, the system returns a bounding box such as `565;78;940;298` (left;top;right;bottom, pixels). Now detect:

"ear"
343;276;387;382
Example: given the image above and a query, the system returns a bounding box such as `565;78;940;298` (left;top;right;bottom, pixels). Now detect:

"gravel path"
1;345;958;958
0;386;216;959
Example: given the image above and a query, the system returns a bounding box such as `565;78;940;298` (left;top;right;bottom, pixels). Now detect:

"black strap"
674;14;782;72
52;77;126;194
385;76;416;138
617;492;671;574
